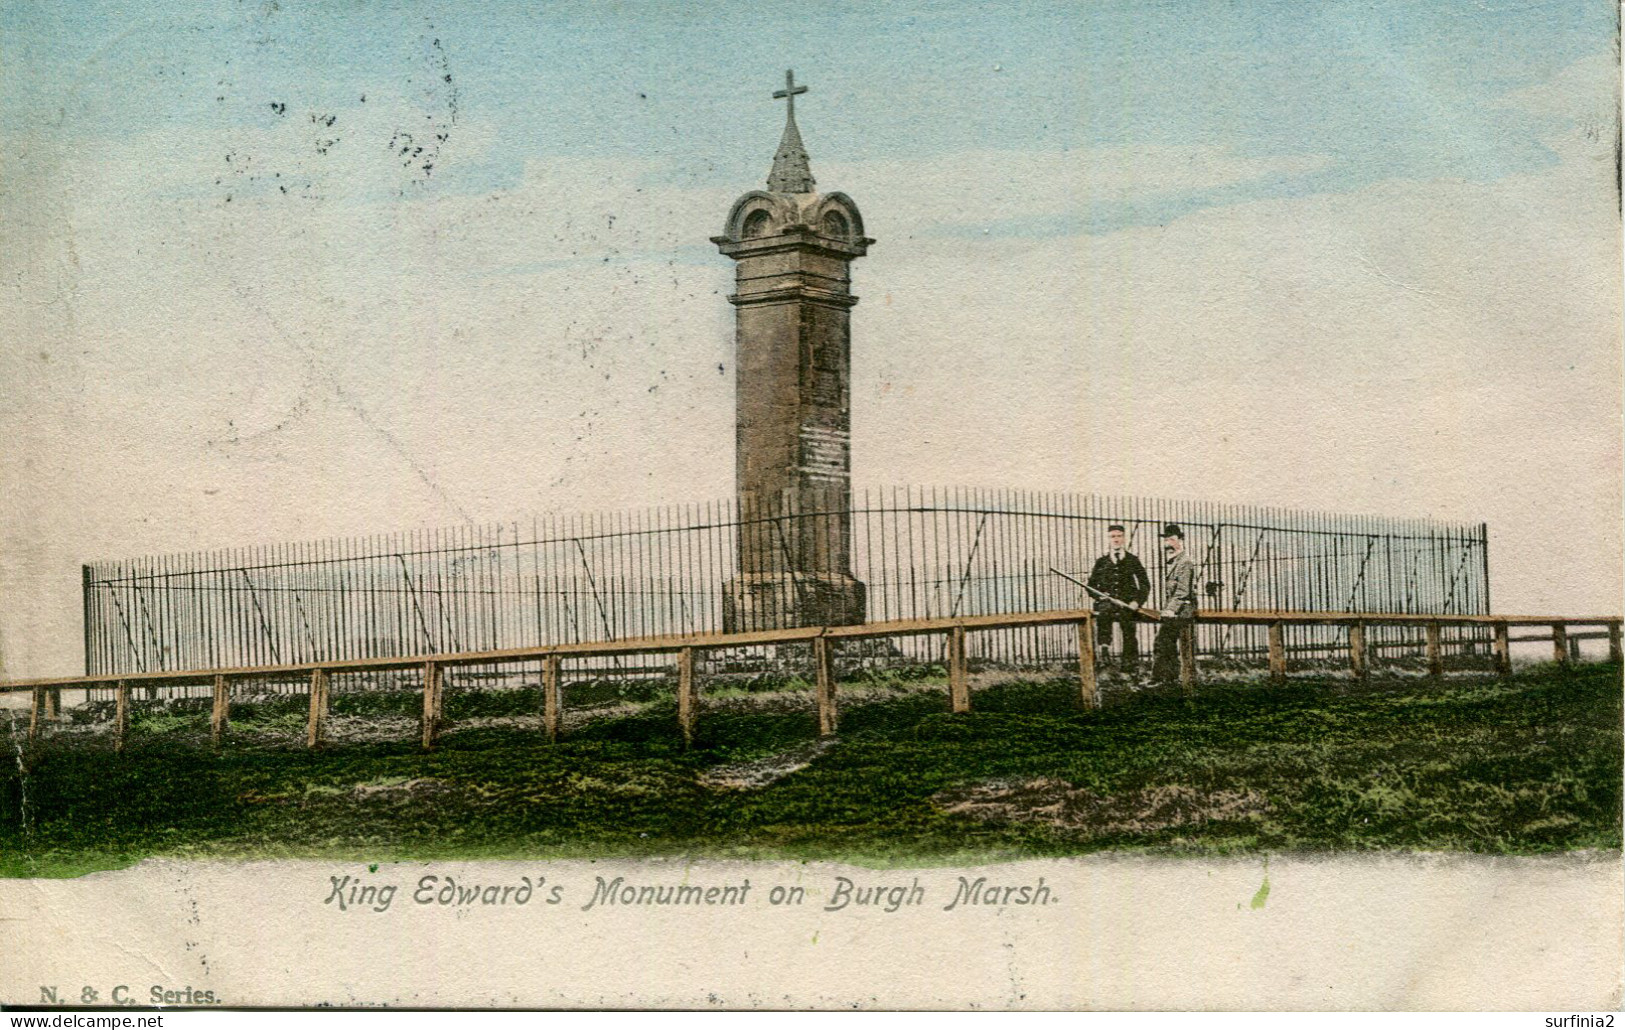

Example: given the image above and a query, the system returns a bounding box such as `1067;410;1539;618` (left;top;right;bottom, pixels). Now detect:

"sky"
1;0;1620;677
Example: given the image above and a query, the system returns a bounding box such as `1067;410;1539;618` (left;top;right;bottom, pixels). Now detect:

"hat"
1106;523;1125;533
1160;523;1184;539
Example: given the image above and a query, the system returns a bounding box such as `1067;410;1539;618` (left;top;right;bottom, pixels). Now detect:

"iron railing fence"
82;486;1490;681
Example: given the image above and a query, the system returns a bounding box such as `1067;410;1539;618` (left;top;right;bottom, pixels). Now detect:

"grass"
1;663;1618;878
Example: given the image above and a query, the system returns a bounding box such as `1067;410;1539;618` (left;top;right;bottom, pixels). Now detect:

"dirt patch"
935;778;1270;836
351;777;453;799
695;691;823;716
698;739;836;790
322;715;419;744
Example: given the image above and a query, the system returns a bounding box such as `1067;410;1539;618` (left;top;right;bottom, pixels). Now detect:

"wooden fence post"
813;635;838;736
1076;617;1099;709
1551;624;1569;666
421;661;441;750
541;654;562;742
1267;622;1286;683
1425;622;1443;680
306;668;329;749
1608;621;1622;664
677;647;698;745
1179;623;1197;695
211;674;229;744
1492;622;1511;678
211;672;230;737
1348;622;1368;680
44;688;61;723
948;625;971;714
114;679;130;751
27;687;44;742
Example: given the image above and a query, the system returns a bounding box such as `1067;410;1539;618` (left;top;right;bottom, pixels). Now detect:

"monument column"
714;71;872;632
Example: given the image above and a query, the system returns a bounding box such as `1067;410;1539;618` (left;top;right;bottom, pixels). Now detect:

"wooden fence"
5;608;1620;752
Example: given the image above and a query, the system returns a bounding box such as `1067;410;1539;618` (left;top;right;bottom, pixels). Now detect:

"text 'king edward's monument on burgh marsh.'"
715;72;873;632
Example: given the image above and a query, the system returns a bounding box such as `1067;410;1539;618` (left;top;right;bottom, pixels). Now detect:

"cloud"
821;145;1334;239
1495;52;1620;125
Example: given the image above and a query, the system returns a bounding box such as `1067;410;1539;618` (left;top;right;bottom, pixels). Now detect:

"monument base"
722;572;867;633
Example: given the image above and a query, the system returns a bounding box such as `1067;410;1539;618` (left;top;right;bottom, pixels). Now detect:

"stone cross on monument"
713;71;873;632
773;68;807;114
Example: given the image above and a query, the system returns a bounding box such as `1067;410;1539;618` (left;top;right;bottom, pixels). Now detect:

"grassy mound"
1;663;1618;878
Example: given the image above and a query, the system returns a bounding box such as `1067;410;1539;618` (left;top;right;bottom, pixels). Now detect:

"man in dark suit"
1087;524;1151;665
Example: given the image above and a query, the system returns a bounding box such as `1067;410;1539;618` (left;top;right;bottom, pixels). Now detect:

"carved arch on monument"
809;192;865;241
723;191;797;241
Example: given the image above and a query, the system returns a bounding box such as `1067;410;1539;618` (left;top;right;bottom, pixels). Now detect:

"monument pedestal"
722;571;866;633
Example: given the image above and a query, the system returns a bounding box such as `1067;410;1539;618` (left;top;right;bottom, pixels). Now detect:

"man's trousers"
1097;609;1141;663
1152;615;1194;684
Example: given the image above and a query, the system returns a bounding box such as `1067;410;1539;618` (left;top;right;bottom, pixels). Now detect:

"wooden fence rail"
7;609;1621;751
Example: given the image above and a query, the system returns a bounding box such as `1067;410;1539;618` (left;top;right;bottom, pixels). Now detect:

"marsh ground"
2;662;1618;877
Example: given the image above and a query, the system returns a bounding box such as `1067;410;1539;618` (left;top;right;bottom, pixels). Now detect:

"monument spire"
767;69;815;193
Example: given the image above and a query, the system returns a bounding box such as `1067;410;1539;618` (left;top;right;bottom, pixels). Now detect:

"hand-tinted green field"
2;664;1618;878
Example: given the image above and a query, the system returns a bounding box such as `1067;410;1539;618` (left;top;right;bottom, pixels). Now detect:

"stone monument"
714;71;872;631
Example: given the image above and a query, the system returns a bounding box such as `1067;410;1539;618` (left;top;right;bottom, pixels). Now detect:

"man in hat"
1152;523;1199;686
1086;524;1150;666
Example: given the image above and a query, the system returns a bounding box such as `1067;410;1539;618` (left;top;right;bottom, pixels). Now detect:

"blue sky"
3;0;1613;231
